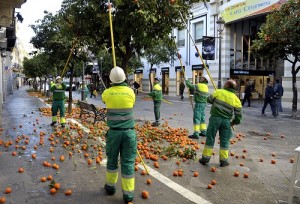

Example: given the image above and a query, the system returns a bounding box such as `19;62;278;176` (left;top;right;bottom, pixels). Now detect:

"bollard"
288;146;300;204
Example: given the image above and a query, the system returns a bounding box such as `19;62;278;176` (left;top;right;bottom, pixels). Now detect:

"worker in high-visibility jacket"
199;79;242;167
148;77;162;127
102;66;136;203
50;76;67;127
185;75;209;139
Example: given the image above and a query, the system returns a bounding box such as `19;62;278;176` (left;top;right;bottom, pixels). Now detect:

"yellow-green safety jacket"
207;88;242;124
102;83;135;128
50;82;66;100
185;80;209;103
148;82;162;101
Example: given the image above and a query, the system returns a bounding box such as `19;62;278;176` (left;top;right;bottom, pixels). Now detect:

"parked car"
65;82;76;91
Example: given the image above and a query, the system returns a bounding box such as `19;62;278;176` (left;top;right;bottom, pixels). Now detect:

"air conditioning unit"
0;27;6;40
0;38;7;49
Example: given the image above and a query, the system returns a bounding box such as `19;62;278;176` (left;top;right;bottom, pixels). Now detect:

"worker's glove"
55;83;60;87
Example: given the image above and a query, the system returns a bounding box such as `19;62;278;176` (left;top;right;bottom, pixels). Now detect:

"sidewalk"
0;86;300;204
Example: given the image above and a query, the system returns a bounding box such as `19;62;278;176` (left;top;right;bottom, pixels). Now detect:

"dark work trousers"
242;93;251;107
261;97;276;116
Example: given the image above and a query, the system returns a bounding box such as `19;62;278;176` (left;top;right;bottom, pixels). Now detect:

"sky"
16;0;63;52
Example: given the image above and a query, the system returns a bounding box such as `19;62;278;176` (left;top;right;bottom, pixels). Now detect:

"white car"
64;82;76;91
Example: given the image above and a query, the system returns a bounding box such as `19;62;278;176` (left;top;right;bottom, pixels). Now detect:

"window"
194;21;204;43
177;29;185;47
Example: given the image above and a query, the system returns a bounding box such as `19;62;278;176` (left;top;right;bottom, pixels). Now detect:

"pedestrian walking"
148;77;162;127
273;79;284;113
50;76;67;127
15;80;19;90
242;79;252;107
262;81;276;117
179;80;185;100
199;79;242;167
185;75;209;139
102;66;136;204
133;81;140;94
89;83;97;98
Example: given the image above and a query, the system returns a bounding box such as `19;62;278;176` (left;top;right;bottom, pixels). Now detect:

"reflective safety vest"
148;82;162;101
102;84;135;128
185;80;209;103
50;82;66;101
207;88;242;124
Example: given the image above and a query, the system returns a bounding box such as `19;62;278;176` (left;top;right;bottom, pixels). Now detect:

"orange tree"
62;0;207;75
252;0;300;118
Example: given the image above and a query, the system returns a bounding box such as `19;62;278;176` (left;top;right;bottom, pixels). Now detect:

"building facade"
136;0;299;109
0;0;27;123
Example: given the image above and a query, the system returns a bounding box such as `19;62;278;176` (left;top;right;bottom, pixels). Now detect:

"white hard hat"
56;76;62;81
109;66;126;83
202;75;210;82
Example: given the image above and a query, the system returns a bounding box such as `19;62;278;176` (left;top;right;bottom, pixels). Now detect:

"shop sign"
161;67;169;73
221;0;287;23
175;66;185;72
150;68;156;73
230;69;275;76
192;64;209;70
134;69;143;74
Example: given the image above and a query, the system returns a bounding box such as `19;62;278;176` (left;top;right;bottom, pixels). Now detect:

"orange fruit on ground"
244;173;249;178
271;153;276;157
50;188;56;194
234;171;239;177
47;175;53;180
12;152;17;156
271;159;276;164
134;166;138;171
146;179;152;184
32;154;37;159
153;162;159;168
18;167;24;173
41;177;47;182
207;184;213;189
60;155;65;162
259;158;264;162
240;163;244;166
54;183;60;190
4;187;12;194
211;180;217;185
141;170;147;175
0;197;6;203
173;171;178;177
65;189;72;195
210;167;216;172
193;171;199;177
142;190;149;199
290;158;294;163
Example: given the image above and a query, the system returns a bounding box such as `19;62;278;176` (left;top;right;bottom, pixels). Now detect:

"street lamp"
216;16;225;89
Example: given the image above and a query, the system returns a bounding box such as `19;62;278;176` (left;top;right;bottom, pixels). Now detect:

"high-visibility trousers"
51;100;66;124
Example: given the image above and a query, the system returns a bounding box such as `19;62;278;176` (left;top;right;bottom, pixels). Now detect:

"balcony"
0;0;26;27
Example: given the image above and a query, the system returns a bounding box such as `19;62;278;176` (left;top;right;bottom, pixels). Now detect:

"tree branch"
296;66;300;74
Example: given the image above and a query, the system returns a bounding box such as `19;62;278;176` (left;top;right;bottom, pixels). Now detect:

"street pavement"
0;86;300;204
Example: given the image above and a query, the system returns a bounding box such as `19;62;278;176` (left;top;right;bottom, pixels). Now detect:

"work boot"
199;132;206;137
50;121;57;126
199;158;209;165
104;184;116;195
123;194;133;204
188;134;199;139
220;160;230;167
151;122;160;127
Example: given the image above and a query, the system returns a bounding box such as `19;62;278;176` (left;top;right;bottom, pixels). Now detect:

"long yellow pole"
107;1;149;174
179;12;217;90
179;12;235;130
61;40;77;77
108;2;116;68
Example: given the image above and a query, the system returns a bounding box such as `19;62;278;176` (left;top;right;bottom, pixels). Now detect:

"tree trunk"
68;67;74;114
149;64;153;92
291;62;298;119
43;77;47;96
